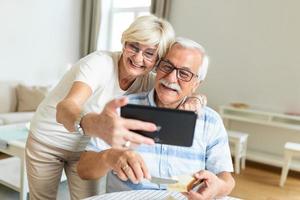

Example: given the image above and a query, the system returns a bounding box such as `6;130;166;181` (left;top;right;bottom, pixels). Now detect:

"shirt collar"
147;89;157;107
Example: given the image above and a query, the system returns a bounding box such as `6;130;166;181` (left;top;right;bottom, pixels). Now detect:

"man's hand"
184;170;233;200
179;94;207;114
81;97;156;147
107;149;151;184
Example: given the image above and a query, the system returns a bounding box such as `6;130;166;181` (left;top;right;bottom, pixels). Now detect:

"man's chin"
157;97;182;109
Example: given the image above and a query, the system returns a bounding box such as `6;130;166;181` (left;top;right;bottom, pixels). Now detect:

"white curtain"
81;0;102;57
151;0;172;19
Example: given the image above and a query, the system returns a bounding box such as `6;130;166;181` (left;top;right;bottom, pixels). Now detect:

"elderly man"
77;37;235;199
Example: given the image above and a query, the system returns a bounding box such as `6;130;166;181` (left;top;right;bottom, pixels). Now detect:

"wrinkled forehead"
164;45;203;71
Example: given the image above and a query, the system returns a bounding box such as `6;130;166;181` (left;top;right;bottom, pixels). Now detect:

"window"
98;0;151;51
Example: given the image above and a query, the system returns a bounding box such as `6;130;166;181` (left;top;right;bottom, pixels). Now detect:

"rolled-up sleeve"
85;137;110;152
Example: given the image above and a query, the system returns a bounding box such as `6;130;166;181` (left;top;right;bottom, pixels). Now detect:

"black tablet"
121;104;197;147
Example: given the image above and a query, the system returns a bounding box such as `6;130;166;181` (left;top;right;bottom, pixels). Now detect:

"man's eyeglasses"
156;59;199;82
124;42;158;62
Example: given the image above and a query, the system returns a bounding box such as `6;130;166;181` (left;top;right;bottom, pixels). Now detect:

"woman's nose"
133;51;144;63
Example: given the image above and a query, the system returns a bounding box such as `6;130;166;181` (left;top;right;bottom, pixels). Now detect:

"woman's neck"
118;55;136;90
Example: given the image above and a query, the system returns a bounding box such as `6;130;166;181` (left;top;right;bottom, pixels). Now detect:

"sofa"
0;81;49;125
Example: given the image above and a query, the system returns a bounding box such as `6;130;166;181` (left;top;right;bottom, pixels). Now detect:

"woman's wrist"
80;112;97;136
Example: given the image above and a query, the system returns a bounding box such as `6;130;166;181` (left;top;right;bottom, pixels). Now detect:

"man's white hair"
170;37;209;81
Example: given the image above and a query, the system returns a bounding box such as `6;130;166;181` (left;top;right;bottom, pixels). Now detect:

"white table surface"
84;190;186;200
84;190;241;200
0;123;29;200
0;123;28;150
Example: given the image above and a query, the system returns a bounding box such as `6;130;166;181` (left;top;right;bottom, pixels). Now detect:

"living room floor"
231;161;300;200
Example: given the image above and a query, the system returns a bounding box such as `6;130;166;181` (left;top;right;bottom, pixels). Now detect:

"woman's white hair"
170;37;209;81
121;15;175;59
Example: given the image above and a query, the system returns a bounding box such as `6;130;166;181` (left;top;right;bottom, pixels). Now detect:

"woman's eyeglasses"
124;42;158;62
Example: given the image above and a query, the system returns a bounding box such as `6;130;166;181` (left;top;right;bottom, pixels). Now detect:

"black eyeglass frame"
156;59;199;82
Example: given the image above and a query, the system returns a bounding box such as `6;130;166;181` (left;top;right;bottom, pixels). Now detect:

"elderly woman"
25;15;205;200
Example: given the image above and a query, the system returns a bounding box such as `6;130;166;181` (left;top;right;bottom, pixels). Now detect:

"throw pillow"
16;84;49;112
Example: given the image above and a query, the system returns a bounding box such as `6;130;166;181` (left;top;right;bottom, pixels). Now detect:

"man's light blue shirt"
86;89;233;192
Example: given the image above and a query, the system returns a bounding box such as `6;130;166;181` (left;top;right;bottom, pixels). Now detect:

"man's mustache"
159;79;181;92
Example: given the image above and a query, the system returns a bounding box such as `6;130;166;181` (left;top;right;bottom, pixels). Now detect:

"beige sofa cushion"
16;84;49;112
0;81;18;113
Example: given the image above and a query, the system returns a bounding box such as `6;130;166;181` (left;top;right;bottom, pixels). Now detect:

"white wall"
0;0;82;85
169;0;300;114
169;0;300;167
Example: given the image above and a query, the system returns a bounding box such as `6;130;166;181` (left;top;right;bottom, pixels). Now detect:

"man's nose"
165;69;178;82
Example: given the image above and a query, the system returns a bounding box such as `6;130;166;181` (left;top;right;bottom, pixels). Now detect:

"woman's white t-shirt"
30;51;155;152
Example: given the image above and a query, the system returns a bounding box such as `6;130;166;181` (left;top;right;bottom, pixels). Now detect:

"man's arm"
77;150;111;180
77;149;151;184
215;171;235;197
189;111;234;199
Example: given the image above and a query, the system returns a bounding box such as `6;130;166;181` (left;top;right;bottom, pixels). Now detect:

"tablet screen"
121;104;197;147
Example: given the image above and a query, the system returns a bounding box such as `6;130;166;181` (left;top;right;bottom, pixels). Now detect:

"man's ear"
192;80;202;93
152;59;161;73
